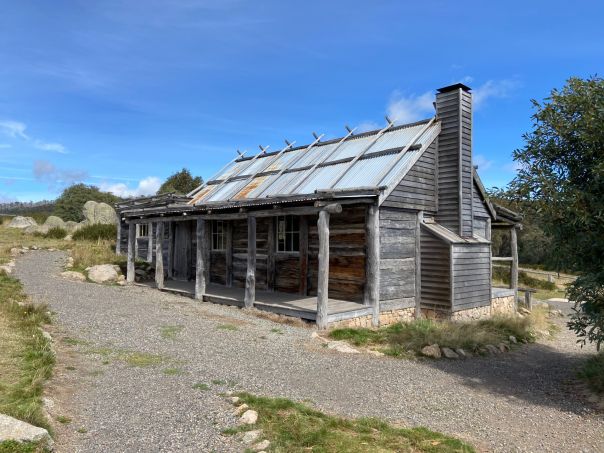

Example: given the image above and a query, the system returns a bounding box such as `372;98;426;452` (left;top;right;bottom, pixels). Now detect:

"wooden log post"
267;218;275;291
167;222;174;278
365;205;380;326
414;211;423;319
134;224;139;260
244;216;257;308
510;226;519;305
127;223;136;283
155;222;164;289
316;203;341;330
116;220;122;255
299;216;308;296
225;221;233;287
195;219;208;300
147;222;154;263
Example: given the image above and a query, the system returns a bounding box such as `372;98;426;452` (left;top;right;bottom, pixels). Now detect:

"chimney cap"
437;83;471;94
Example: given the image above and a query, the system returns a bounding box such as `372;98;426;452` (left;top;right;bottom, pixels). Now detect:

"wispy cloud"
33;160;87;191
504;161;523;173
0;120;67;153
472;79;520;109
355;121;381;133
100;176;161;198
473;154;493;171
386;90;434;124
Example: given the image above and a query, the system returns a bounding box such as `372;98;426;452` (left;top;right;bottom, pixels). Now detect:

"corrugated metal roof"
191;118;440;205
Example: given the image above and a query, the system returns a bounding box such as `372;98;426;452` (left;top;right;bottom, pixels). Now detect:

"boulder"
83;200;118;225
239;410;258;425
498;343;510;353
0;413;53;448
441;347;460;359
61;271;86;282
24;224;49;235
43;216;65;228
252;440;270;451
421;344;441;359
7;216;37;229
87;264;119;283
484;344;500;355
455;348;470;359
64;221;81;233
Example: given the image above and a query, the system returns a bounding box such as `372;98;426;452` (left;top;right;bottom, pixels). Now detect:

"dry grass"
250;308;309;327
330;308;554;358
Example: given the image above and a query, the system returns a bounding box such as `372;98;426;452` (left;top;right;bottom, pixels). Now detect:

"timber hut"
116;83;521;329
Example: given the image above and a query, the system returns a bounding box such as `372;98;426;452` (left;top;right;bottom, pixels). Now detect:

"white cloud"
100;176;161;198
504;161;524;173
33;160;87;191
473;154;493;171
472;79;520;109
355;121;381;133
386;90;435;124
0;120;67;153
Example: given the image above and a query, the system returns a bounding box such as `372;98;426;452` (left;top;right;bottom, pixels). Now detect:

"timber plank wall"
452;244;491;311
420;228;451;311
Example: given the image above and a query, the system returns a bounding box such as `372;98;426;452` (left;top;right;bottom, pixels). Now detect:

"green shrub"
44;227;67;239
73;224;117;241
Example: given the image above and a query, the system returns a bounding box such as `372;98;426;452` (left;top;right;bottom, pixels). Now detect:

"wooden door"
172;221;193;281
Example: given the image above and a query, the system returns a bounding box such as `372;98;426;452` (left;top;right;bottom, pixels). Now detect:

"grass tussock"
0;440;47;453
225;393;474;453
330;310;552;357
0;273;54;430
579;353;604;395
72;224;117;242
70;241;125;271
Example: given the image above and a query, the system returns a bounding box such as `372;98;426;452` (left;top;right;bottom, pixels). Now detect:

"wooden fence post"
244;216;256;308
155;222;164;289
365;205;380;326
195;219;207;300
127;223;135;283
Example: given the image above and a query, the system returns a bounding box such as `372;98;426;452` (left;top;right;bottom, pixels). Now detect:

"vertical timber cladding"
420;229;451;311
472;181;491;239
307;206;366;302
381;142;438;214
378;208;417;310
452;244;491;310
172;220;195;281
231;218;269;290
435;86;473;237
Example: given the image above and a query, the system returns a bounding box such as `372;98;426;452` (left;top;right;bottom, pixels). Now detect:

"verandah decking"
142;280;372;323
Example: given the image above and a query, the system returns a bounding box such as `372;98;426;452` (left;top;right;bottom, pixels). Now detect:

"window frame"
137;224;149;238
276;215;300;253
212;220;227;251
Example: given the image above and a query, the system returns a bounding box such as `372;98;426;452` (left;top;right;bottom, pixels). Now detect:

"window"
137;224;149;237
212;220;226;250
277;215;299;252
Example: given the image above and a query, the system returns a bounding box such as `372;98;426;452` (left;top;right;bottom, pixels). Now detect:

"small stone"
241;429;262;444
367;350;385;357
455;348;470;359
40;330;53;342
421;344;441;358
498;343;510;353
9;247;23;257
441;347;459;359
230;396;240;404
234;403;249;415
484;344;500;355
31;245;39;250
518;307;531;315
239;409;258;425
508;335;518;344
64;235;73;241
224;391;233;396
252;440;270;451
0;265;13;275
87;264;119;283
116;280;126;286
61;271;86;282
310;331;320;339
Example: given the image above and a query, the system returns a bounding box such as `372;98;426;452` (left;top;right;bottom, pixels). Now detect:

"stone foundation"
329;307;416;329
450;305;492;321
491;295;516;316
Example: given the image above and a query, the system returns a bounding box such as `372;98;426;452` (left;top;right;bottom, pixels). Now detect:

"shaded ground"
15;251;604;453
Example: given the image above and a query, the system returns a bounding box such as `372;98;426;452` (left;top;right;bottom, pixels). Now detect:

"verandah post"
510;225;519;306
127;222;136;282
316;203;341;330
244;215;256;308
155;222;164;289
365;205;380;326
147;222;154;263
195;219;208;300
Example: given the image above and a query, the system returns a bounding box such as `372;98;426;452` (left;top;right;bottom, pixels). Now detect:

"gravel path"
14;251;604;453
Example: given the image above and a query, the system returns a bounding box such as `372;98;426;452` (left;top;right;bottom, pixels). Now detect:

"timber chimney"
435;83;473;238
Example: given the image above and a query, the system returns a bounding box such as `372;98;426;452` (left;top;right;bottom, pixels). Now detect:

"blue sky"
0;0;602;202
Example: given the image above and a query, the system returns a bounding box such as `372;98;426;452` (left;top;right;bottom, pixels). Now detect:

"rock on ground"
7;216;37;229
83;200;118;225
441;347;459;359
239;410;258;425
61;271;86;282
87;264;119;283
241;429;262;444
0;413;53;448
252;439;270;451
43;216;65;229
421;344;441;358
326;341;359;354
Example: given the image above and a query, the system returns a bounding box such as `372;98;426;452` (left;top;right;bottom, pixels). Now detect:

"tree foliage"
510;76;604;349
157;168;202;195
53;184;121;222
